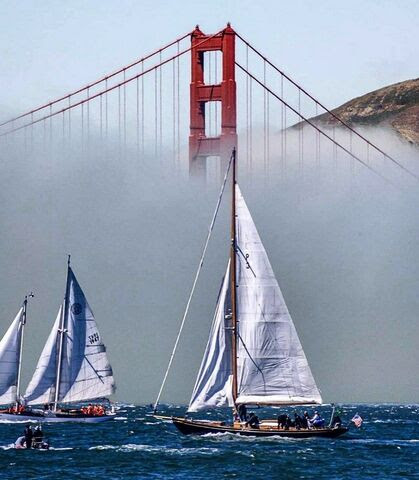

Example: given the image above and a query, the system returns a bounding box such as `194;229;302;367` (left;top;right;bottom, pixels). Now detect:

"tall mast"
16;292;33;406
229;148;238;405
54;255;71;411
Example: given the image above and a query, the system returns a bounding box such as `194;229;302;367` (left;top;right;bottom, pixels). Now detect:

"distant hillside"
313;78;419;145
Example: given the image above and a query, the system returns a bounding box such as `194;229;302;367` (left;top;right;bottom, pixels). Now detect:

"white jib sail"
0;308;24;405
188;261;234;412
57;268;115;403
24;306;61;405
235;185;322;406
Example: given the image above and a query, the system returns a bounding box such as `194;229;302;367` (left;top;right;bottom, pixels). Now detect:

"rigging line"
142;62;145;156
105;78;108;139
0;31;192;128
235;32;419;182
235;245;256;277
154;68;158;157
124;69;127;152
159;52;163;157
137;76;140;156
1;31;225;138
246;44;249;170
63;334;106;385
177;42;180;163
87;87;90;147
172;58;176;160
153;151;234;413
237;332;266;381
235;63;400;189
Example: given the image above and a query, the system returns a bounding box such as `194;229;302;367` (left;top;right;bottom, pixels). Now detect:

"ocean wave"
88;443;221;455
0;419;39;424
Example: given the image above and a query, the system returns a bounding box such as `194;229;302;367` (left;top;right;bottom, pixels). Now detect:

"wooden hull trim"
171;417;348;438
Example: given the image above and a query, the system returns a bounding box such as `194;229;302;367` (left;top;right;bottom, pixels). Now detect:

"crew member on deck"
310;411;325;428
247;413;260;428
302;411;310;429
238;404;248;422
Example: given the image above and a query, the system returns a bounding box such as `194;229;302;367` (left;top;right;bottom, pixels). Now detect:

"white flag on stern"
234;185;322;406
0;308;24;405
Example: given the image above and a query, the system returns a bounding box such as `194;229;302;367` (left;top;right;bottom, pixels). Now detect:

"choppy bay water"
0;404;417;479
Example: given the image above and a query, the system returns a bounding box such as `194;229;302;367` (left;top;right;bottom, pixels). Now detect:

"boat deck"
169;416;348;438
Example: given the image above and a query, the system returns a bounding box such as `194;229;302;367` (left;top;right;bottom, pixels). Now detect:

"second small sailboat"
0;257;116;423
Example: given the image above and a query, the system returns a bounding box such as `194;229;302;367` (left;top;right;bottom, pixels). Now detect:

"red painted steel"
189;24;237;173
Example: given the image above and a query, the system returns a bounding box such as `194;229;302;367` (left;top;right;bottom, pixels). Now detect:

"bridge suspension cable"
0;30;224;138
236;62;400;188
235;32;419;183
0;31;192;129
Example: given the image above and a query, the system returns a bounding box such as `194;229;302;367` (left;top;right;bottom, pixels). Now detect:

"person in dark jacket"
294;412;303;430
24;425;33;449
237;404;248;422
277;414;288;429
33;425;43;445
247;413;260;428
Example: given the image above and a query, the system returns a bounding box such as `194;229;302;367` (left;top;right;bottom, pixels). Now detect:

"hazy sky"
0;0;418;116
0;1;418;405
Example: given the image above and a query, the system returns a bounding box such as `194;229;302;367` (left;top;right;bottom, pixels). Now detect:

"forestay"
234;185;322;405
0;308;24;405
188;262;234;412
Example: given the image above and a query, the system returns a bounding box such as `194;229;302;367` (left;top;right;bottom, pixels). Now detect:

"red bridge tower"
189;24;237;174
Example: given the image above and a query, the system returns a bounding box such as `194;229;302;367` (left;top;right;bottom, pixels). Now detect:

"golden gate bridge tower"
189;24;237;174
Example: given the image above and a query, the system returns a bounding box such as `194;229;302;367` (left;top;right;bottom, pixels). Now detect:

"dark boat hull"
172;417;348;438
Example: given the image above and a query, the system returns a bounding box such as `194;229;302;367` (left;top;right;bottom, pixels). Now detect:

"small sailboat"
0;294;32;415
158;150;348;438
0;257;116;423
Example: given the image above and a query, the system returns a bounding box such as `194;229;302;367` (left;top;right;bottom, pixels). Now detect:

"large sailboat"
160;150;348;438
0;258;116;423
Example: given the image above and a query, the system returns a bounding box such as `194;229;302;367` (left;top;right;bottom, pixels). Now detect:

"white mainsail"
24;306;61;405
0;308;24;405
58;268;115;403
188;184;322;410
25;267;115;405
188;262;234;412
234;185;322;405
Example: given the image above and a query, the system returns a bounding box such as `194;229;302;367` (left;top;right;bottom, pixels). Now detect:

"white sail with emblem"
25;266;115;405
57;267;115;403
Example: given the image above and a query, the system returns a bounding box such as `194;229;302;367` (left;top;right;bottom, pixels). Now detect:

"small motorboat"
14;436;50;450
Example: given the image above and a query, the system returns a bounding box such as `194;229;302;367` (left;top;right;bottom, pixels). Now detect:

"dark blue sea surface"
0;404;417;479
